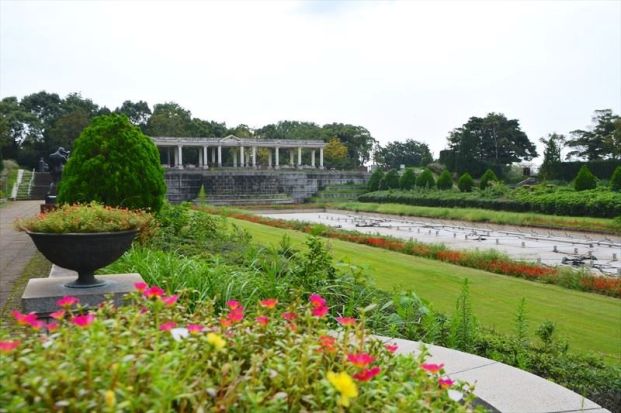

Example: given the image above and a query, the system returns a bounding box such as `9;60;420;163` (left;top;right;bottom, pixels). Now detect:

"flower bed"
0;289;475;411
202;207;621;298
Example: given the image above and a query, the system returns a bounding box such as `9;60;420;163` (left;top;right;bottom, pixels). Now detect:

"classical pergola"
151;135;326;169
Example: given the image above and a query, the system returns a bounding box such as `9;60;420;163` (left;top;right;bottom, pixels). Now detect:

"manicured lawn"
230;218;621;363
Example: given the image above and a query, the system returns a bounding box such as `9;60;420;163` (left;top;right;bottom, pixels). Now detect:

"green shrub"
399;168;416;190
367;169;384;192
479;169;498;190
57;114;166;212
379;169;400;190
610;166;621;191
436;170;453;190
574;165;597;191
457;173;474;192
415;168;435;189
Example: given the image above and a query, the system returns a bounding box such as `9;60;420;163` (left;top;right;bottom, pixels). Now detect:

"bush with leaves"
400;168;416;190
479;169;499;190
457;173;474;192
436;170;453;190
57;114;166;212
610;166;621;191
379;169;400;190
367;169;384;192
416;168;435;189
574;165;597;191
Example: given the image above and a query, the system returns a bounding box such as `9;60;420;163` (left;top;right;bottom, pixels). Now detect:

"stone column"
218;146;222;167
240;146;245;168
268;149;273;168
297;147;302;168
319;147;324;169
177;145;183;169
252;146;257;168
275;147;280;169
203;146;208;169
212;147;216;164
289;149;294;167
167;147;171;167
311;150;316;168
233;149;238;168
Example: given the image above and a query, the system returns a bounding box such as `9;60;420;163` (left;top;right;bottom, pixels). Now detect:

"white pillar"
203;146;208;169
252;146;257;168
240;146;245;167
312;150;316;168
177;145;183;169
268;149;273;168
297;147;302;167
275;147;280;169
212;147;216;164
198;147;203;167
320;147;324;169
172;147;177;167
289;149;294;166
218;146;222;167
233;149;238;168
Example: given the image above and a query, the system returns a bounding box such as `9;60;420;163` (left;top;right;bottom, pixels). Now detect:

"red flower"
318;335;337;353
347;352;375;368
134;282;148;292
220;318;232;328
50;310;65;320
144;286;164;299
227;308;244;323
312;305;329;318
309;293;326;308
71;313;95;328
226;300;242;310
281;312;297;321
46;321;59;332
56;296;79;308
187;324;204;334
255;316;269;326
336;317;356;326
439;377;455;389
162;295;178;307
385;343;398;353
353;367;381;382
259;298;278;309
159;321;176;331
11;310;38;327
0;340;20;353
421;363;444;374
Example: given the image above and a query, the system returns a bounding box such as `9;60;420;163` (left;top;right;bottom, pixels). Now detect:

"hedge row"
359;188;621;218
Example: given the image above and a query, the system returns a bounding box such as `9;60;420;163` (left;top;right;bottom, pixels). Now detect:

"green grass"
334;201;621;234
230;217;621;363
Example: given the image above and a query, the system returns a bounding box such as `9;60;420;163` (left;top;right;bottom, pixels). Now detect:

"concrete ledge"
22;273;143;315
377;336;609;413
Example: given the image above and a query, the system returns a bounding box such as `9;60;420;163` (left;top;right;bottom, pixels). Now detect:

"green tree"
367;169;384;191
256;121;322;141
436;170;453;190
145;102;193;137
399;168;416;190
115;100;151;129
566;109;621;160
574;165;597;191
0;97;40;158
538;133;565;180
58;114;166;212
415;168;435;188
375;139;432;169
610;166;621;191
320;123;376;168
458;172;474;192
379;169;400;190
323;137;348;169
479;169;499;190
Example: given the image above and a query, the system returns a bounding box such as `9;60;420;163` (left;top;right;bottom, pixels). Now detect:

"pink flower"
159;321;176;331
318;335;337;353
226;300;242;310
71;313;95;328
255;316;269;326
11;310;38;327
57;296;79;308
259;298;278;309
421;363;444;374
29;320;46;330
385;343;398;353
227;308;244;323
353;367;381;382
309;293;326;308
347;352;375;368
336;317;356;326
281;312;297;321
50;310;65;320
134;282;148;292
187;324;204;334
162;295;178;307
312;305;329;318
0;340;20;353
439;377;455;389
143;286;164;298
46;321;59;332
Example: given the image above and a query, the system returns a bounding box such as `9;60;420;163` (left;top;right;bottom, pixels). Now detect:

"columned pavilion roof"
151;135;325;148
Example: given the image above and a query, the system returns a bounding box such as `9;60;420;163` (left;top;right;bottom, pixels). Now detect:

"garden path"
0;200;41;308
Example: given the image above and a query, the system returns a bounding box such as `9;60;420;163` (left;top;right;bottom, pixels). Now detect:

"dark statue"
46;147;70;202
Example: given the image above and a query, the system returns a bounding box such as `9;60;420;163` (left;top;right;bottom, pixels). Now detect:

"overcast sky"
1;0;620;160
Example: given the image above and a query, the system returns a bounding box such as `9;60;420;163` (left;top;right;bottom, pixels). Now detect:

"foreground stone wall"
164;169;369;203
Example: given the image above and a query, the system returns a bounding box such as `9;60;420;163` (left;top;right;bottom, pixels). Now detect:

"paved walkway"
0;200;42;308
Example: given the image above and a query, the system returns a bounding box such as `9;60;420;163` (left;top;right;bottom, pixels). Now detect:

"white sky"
1;0;620;160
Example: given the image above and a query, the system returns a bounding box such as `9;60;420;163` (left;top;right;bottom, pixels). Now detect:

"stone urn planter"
27;230;138;288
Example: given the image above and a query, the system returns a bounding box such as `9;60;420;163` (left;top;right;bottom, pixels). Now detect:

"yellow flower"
104;390;116;408
327;371;358;407
206;333;226;350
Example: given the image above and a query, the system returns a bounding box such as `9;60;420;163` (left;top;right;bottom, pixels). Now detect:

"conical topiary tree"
367;169;384;192
379;169;400;190
479;169;499;190
458;172;474;192
57;114;166;212
574;165;597;191
400;168;416;190
436;170;453;190
415;168;435;189
610;166;621;191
